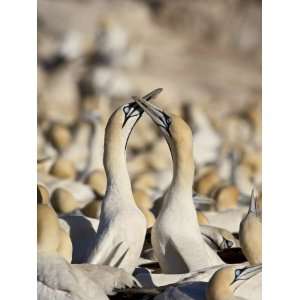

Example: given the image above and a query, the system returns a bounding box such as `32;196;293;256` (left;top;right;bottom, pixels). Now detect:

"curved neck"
165;140;195;209
103;129;134;204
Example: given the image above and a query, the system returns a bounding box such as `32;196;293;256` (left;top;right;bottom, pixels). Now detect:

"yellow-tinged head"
207;265;262;300
50;188;80;214
134;97;194;167
49;158;77;180
103;89;163;175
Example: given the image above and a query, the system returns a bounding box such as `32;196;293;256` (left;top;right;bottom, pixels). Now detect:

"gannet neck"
172;139;194;190
102;89;163;203
103;110;134;204
165;116;195;210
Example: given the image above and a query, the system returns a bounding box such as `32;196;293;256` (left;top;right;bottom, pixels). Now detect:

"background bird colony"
37;1;262;299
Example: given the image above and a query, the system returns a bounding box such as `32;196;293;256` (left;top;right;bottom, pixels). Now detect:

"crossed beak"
133;96;170;130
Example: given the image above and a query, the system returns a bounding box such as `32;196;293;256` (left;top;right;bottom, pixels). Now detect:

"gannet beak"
141;88;163;102
235;264;262;282
220;238;234;249
249;188;258;215
134;97;172;133
129;88;163;118
122;88;163;128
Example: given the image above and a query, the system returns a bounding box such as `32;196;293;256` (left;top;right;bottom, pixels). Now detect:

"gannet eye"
226;240;234;248
122;103;142;128
123;105;130;114
166;117;171;125
235;269;242;277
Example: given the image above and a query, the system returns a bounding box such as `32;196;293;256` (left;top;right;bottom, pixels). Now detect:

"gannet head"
133;97;193;158
207;264;262;300
105;88;163;151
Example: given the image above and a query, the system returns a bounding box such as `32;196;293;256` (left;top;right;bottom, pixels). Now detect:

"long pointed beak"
133;97;170;129
249;188;257;215
237;264;262;281
142;88;163;102
125;88;163;119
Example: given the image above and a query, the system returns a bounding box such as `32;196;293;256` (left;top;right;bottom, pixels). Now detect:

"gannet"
206;264;261;300
239;189;262;265
84;169;107;196
37;199;73;262
87;88;162;273
50;187;81;214
38;251;137;300
49;158;77;180
134;97;223;274
47;123;72;152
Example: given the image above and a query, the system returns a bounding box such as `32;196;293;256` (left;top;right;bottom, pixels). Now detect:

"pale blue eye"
123;106;130;114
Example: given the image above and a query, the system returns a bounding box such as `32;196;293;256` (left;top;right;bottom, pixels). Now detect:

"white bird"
87;88;162;273
134;97;223;274
239;189;262;265
38;252;137;300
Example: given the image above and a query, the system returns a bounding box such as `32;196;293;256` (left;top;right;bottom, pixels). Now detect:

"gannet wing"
38;254;109;300
87;224;116;264
87;222;131;270
164;238;190;273
76;264;137;295
166;237;222;271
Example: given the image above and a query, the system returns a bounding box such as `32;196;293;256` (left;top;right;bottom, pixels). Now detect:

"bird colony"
37;11;262;300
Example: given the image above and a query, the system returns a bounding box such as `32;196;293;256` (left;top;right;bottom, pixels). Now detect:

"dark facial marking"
122;88;163;128
122;102;143;128
230;267;248;285
156;111;172;136
224;238;234;249
124;114;142;150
